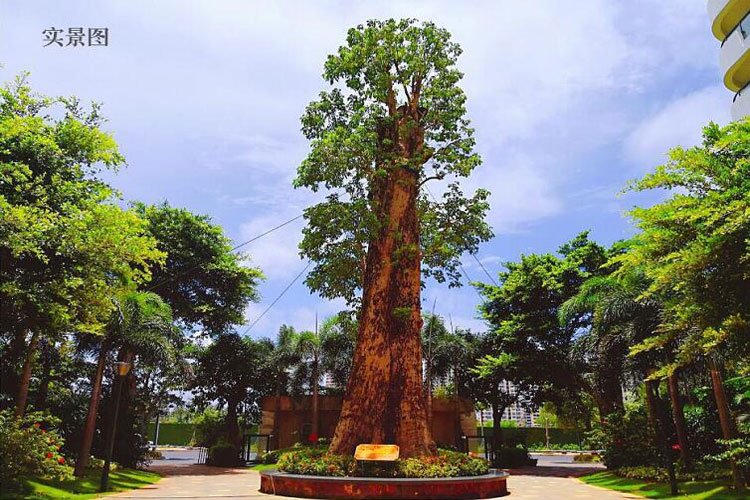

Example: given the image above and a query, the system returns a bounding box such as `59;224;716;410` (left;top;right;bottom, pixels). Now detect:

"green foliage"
277;447;354;476
475;233;608;426
0;73;164;343
193;407;226;447
0;410;72;494
397;450;489;478
190;334;274;444
295;19;491;305
614;462;730;482
585;404;659;468
133;202;264;335
319;312;358;391
493;446;536;468
616;120;750;371
581;471;748;500
208;442;241;467
276;448;489;478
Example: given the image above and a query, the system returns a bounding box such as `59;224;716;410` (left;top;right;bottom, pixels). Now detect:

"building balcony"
720;16;750;91
710;0;750;40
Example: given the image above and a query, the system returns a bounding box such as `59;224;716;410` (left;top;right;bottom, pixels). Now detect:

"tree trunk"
311;357;319;440
453;366;462;449
75;341;110;476
34;341;53;411
645;377;679;495
226;403;241;451
272;382;282;450
15;330;40;417
329;108;433;456
667;371;693;470
490;402;505;467
709;358;745;490
426;362;433;430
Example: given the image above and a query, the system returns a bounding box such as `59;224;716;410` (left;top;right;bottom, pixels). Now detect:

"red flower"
308;433;318;443
34;423;40;428
58;457;65;464
671;444;681;451
46;453;53;459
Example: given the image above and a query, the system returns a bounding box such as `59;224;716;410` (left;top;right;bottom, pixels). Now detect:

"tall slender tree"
295;18;492;457
74;291;174;476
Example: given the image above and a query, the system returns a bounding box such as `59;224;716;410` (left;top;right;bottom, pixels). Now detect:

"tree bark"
329;106;433;457
75;341;110;476
667;371;693;470
15;330;40;417
709;358;745;490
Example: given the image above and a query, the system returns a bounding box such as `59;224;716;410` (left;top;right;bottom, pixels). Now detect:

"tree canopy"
295;18;492;306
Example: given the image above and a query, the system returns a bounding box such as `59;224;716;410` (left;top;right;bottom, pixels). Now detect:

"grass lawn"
581;471;747;500
247;463;277;471
4;468;162;499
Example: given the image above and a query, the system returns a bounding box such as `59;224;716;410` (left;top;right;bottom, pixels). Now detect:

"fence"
476;427;585;448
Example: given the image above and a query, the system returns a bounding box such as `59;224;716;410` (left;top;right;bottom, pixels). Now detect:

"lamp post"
100;361;131;492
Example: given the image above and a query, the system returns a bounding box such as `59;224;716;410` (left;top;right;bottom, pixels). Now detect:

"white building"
709;0;750;119
475;380;540;427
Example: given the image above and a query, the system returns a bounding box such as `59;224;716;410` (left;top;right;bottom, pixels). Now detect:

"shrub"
208;442;241;467
614;462;731;482
396;450;489;478
0;410;73;494
573;453;601;463
79;455;118;471
261;443;321;464
276;448;489;478
493;446;536;467
277;447;354;476
586;405;659;468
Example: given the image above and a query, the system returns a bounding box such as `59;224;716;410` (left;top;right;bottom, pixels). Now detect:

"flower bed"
277;448;490;478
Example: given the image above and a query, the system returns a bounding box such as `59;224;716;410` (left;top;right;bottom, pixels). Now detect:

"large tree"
133;202;264;335
617;120;750;489
191;333;273;449
74;291;175;475
0;75;163;416
295;18;492;457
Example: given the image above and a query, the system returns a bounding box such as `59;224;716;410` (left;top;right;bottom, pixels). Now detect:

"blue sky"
2;0;730;337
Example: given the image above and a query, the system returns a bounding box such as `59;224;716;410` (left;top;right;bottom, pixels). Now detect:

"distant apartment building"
475;380;540;427
709;0;750;119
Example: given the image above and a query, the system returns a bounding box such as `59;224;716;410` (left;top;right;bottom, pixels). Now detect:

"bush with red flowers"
0;409;73;494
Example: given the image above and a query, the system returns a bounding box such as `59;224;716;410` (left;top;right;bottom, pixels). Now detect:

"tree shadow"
147;464;253;476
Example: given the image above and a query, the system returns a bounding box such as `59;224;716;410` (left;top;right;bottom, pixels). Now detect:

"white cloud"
625;85;731;168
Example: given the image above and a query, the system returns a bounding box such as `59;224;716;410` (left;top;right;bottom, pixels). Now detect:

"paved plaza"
107;451;638;500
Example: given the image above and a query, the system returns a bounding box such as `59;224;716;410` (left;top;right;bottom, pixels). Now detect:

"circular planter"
259;469;509;499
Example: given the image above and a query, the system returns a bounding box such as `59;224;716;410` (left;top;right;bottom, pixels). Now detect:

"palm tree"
292;329;323;441
74;291;173;476
267;325;297;448
319;313;357;391
560;269;684;491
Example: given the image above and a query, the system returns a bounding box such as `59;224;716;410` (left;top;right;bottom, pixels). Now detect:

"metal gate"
242;434;271;463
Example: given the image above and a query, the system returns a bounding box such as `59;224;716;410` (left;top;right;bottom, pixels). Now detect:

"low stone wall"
259;470;509;499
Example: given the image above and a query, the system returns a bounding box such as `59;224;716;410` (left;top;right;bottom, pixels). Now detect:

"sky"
2;0;730;338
